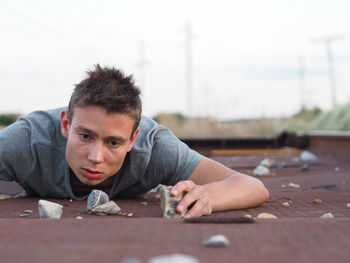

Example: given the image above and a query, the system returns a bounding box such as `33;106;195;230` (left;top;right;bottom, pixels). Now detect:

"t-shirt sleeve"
0;119;33;182
146;128;204;186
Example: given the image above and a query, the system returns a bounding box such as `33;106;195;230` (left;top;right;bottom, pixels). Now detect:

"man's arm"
171;157;269;217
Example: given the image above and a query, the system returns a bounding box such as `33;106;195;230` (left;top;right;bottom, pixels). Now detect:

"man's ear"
60;111;70;138
127;127;140;152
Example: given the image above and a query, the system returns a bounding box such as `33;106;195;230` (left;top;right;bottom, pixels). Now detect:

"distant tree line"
0;113;21;126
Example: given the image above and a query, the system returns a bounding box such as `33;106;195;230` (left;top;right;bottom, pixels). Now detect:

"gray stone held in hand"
160;185;186;218
87;190;109;211
38;200;63;219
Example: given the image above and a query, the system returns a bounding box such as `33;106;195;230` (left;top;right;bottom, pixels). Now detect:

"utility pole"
311;35;345;108
298;56;306;109
185;21;193;116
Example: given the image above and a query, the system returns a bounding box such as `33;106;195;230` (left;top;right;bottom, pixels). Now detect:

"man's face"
60;106;139;186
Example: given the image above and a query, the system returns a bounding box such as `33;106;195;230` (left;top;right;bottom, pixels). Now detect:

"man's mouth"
81;168;103;180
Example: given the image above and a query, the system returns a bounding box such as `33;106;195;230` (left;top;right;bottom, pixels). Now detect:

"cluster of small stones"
38;200;63;219
160;185;186;218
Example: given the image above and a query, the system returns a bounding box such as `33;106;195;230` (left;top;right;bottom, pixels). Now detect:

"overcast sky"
0;0;349;119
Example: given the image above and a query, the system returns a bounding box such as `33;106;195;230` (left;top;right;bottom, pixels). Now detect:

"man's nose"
88;142;104;163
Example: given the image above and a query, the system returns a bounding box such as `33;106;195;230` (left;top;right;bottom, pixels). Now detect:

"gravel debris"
140;201;148;206
0;194;13;200
75;216;84;220
346;204;350;208
203;234;230;247
287;183;300;188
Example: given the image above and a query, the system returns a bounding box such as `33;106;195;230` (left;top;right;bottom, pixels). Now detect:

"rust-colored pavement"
1;152;349;263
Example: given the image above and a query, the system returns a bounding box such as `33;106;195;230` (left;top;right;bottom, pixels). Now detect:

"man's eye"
79;133;91;141
109;140;120;147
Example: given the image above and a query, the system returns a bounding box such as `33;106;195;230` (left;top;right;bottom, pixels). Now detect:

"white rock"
346;204;350;208
38;200;63;219
260;158;273;168
287;183;300;188
203;234;230;247
149;254;199;263
257;212;278;219
87;190;109;211
253;165;270;176
300;151;317;162
320;212;334;219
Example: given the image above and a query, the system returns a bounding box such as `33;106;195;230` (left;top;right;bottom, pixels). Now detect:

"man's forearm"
204;174;269;212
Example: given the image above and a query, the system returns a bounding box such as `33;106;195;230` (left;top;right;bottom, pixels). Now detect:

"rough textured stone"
38;200;63;219
253;165;270;176
282;202;290;207
160;185;186;218
149;254;199;263
312;199;322;204
203;234;230;247
91;201;121;215
87;190;109;211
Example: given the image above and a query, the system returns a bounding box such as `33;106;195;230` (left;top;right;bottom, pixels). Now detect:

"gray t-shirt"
0;107;203;199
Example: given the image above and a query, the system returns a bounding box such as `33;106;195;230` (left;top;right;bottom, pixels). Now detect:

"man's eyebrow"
74;125;128;142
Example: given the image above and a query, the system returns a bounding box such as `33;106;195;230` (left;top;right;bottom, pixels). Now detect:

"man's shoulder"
20;107;67;148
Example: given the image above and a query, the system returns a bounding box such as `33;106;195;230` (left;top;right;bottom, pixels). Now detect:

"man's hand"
171;180;212;218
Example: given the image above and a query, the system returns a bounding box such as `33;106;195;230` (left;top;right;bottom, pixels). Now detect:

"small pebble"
75;216;84;220
346;204;350;208
203;234;230;247
253;165;270;177
281;184;286;188
287;183;300;188
127;213;133;217
282;202;290;207
140;201;148;206
320;212;334;219
312;199;322;204
24;210;33;214
149;254;199;263
19;214;26;217
300;151;317;161
260;158;273;168
244;214;252;218
257;213;278;219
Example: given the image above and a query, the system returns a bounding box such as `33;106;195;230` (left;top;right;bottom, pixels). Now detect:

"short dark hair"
68;64;142;134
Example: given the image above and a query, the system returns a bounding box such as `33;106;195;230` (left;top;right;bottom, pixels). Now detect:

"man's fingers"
171;180;195;196
185;197;212;217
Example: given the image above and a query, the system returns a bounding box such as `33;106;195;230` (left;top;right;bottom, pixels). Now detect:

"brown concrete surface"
0;152;349;263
